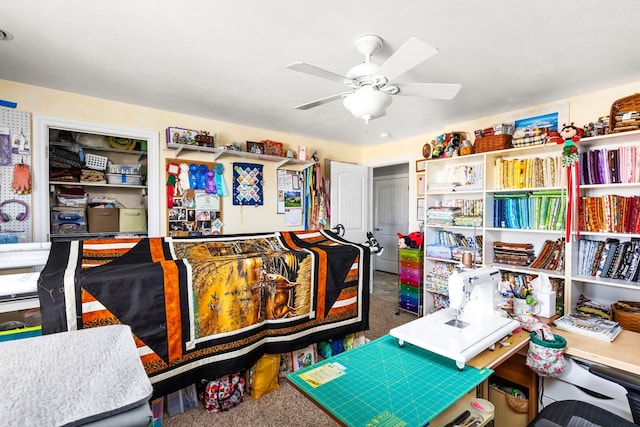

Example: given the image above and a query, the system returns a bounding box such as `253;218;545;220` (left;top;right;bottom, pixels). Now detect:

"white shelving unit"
421;130;640;318
568;130;640;313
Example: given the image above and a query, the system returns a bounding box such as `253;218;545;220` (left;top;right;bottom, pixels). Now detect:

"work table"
554;328;640;375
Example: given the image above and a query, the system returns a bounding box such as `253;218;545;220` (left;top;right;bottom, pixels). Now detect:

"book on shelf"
553;313;622;342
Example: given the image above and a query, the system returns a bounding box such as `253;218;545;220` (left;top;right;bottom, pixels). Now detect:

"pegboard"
0;107;32;243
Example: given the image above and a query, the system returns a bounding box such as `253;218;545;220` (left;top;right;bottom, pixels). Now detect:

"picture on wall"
233;162;264;206
166;158;222;236
246;141;265;154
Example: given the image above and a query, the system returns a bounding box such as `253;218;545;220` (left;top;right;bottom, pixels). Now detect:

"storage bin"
400;269;422;283
400;260;421;270
119;208;147;232
84;153;108;170
425;244;454;259
399;276;421;288
400;284;421;297
488;384;528;427
56;193;88;207
165;384;198;417
50;207;87;234
400;265;422;278
106;173;143;185
399;248;423;263
87;208;119;233
106;163;142;175
399;300;421;314
51;207;86;223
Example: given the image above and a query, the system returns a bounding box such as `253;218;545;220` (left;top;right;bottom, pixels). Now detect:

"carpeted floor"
163;273;416;426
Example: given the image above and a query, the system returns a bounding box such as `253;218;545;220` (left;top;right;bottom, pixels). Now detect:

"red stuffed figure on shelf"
560;123;583;242
397;232;423;249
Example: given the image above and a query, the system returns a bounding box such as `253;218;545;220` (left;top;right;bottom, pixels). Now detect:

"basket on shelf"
474;134;513;153
84;153;108;170
106;173;143;185
611;301;640;333
608;93;640;133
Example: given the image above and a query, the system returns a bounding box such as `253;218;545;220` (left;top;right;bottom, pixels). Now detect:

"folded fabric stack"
426;206;461;226
611;110;640;133
81;168;106;183
512;133;547;148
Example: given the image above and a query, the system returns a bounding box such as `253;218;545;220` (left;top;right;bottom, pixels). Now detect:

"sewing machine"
390;267;519;370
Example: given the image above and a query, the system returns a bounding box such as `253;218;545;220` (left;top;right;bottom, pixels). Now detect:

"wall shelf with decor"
166;143;314;171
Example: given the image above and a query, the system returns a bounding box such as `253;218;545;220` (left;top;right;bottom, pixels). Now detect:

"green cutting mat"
288;334;493;427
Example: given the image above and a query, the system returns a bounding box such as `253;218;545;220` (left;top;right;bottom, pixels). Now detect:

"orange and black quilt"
37;230;369;397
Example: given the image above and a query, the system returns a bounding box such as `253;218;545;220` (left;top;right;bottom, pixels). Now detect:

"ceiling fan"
286;35;462;125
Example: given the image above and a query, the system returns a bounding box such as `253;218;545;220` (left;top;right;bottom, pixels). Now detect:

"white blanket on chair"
0;325;152;426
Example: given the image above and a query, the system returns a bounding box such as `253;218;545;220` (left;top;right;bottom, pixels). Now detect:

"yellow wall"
3;78;640;235
363;80;640;229
0;79;362;234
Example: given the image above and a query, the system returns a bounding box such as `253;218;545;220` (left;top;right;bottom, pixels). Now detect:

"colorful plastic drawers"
400;276;421;288
400;266;423;284
399;284;423;313
399;248;423;263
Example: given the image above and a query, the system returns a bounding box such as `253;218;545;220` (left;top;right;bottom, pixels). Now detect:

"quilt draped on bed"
37;230;370;397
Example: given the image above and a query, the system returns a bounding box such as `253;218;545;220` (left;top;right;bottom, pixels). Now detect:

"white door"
330;161;370;246
373;175;409;273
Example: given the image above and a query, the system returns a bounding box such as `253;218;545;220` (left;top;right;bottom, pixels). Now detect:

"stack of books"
553;313;622;342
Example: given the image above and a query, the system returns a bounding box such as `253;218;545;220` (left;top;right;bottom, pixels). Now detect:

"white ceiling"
1;0;640;146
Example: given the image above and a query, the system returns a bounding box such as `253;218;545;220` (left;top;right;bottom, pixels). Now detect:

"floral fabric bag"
526;332;567;377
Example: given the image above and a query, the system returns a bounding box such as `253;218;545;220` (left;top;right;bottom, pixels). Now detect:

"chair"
528;364;640;426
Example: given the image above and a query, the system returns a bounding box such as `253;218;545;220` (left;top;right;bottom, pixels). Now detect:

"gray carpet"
163;293;416;426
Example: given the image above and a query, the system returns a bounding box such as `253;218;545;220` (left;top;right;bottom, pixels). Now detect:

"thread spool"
461;252;473;268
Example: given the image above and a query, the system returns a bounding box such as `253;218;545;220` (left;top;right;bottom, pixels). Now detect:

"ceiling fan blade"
395;83;462;100
375;38;438;82
286;62;351;84
293;92;352;110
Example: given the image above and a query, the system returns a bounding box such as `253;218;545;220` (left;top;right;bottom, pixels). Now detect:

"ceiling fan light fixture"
343;86;392;123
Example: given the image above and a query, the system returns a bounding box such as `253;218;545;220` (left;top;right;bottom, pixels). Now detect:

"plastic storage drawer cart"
398;248;424;315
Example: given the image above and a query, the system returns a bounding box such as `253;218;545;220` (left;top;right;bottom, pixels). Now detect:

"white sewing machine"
390;267;519;370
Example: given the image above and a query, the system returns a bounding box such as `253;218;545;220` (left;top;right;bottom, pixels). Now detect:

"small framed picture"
262;140;284;156
246;141;265;154
417;197;425;220
416;159;427;172
416;174;425;197
166;127;198;146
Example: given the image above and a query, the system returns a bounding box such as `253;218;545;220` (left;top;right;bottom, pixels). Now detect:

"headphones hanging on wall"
0;199;29;222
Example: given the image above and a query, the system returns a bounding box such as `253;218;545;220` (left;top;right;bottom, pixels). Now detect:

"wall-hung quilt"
37;230;370;398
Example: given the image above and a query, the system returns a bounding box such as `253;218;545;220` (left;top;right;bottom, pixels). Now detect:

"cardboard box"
119;208;147;232
87;208;119;233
